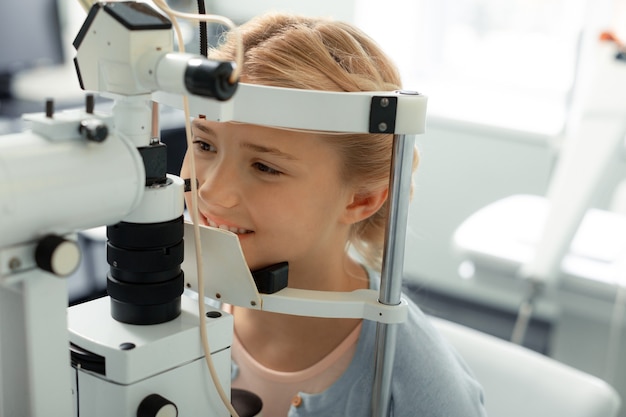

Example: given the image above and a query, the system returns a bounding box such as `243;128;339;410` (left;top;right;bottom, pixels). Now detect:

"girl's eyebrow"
192;120;297;160
241;142;298;160
191;121;217;137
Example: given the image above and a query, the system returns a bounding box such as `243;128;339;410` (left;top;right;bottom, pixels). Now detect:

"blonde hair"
209;13;419;270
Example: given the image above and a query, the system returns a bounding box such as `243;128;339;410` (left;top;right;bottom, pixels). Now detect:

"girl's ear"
342;187;389;225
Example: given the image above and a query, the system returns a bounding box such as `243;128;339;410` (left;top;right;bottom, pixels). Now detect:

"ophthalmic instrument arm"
0;2;427;416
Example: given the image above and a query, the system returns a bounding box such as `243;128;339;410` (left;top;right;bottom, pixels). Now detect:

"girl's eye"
253;162;282;176
193;140;216;153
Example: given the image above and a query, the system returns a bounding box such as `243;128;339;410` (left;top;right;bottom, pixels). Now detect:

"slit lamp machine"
0;2;427;416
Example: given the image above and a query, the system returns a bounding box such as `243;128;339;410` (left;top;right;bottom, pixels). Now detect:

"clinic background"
1;0;626;414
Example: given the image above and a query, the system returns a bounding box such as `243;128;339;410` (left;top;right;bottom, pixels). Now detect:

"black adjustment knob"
137;394;178;417
35;235;81;277
79;118;109;142
232;388;263;417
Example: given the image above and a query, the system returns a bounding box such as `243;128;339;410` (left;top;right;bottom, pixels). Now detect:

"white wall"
208;0;355;23
404;114;626;416
403;117;553;299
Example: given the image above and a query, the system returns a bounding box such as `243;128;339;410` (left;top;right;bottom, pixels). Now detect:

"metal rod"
371;134;416;417
151;100;160;141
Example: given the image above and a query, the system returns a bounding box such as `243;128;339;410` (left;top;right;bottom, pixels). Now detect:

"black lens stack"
106;216;184;325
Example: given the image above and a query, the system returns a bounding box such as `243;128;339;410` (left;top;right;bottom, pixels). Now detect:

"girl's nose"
197;160;240;209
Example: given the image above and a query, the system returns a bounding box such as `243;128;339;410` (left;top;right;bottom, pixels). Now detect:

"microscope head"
73;1;237;100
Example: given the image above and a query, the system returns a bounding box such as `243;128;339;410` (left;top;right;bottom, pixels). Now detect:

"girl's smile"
201;213;254;236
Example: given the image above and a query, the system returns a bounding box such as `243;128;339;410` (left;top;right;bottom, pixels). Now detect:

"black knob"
35;235;81;277
137;394;178;417
79;118;109;142
184;59;238;101
232;388;263;417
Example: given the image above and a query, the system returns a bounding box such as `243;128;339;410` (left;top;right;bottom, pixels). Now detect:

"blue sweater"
231;270;487;416
284;293;487;416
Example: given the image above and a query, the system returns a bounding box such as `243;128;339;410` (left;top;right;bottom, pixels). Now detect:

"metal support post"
371;134;415;417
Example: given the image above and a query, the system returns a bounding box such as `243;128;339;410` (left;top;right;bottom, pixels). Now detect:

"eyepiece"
184;59;238;101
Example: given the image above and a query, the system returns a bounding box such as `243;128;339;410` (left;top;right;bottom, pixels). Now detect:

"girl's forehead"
194;119;323;145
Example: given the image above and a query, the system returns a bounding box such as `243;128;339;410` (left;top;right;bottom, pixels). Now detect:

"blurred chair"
431;316;622;417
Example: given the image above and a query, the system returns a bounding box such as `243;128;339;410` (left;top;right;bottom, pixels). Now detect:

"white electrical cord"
151;0;242;84
149;2;242;416
75;0;92;12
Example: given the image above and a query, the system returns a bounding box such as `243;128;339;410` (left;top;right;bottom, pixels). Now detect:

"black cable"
197;0;208;57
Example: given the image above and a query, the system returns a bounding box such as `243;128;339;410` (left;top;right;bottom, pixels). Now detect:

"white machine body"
74;2;174;96
0;110;145;248
68;295;232;416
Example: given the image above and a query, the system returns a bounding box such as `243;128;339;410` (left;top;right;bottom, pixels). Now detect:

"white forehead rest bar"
155;82;427;134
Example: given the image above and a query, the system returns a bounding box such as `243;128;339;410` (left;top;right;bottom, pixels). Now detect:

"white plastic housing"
123;174;185;224
0;113;145;247
155;83;428;134
74;3;173;95
137;52;203;95
68;296;232;416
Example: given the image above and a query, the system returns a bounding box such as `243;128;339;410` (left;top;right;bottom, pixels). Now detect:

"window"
355;0;596;135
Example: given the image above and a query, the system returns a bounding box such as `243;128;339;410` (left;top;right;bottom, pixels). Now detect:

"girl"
181;13;487;417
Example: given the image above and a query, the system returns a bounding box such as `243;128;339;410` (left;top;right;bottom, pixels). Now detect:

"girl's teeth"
208;220;250;235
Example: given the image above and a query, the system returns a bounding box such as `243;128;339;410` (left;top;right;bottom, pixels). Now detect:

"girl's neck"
232;256;369;371
280;253;368;291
